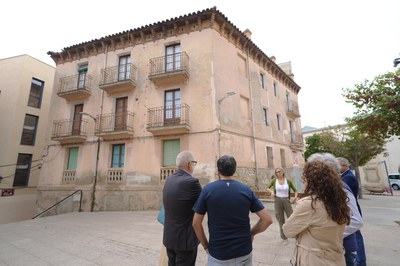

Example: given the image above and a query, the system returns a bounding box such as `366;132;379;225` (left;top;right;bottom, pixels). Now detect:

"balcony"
147;104;190;136
62;170;76;183
149;52;189;87
160;167;176;183
99;63;137;95
51;119;88;144
107;169;124;183
286;132;304;150
95;112;134;140
57;74;93;101
286;101;301;119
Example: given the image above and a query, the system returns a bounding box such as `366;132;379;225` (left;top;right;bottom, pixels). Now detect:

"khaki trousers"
274;197;293;240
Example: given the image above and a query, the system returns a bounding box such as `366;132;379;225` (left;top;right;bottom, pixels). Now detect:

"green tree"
342;69;400;140
304;133;327;160
304;127;386;197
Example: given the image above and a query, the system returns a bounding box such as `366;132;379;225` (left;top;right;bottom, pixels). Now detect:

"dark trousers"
274;197;293;240
166;248;197;266
355;230;366;266
345;250;356;266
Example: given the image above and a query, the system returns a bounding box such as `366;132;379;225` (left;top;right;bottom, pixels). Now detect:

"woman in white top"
266;167;298;244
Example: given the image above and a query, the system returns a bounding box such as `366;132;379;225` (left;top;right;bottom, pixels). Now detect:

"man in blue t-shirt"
192;155;273;265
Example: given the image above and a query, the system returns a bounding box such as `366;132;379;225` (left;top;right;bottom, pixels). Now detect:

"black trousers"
166;248;197;266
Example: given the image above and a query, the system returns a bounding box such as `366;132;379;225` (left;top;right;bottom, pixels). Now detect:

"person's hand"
270;192;274;198
290;197;298;204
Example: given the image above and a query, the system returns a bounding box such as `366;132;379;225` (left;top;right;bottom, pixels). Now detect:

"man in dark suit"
338;157;367;266
163;151;202;266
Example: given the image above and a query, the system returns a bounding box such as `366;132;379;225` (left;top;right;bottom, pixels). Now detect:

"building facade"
0;55;55;223
39;7;304;213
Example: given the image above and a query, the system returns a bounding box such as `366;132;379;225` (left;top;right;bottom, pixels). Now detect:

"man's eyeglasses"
191;161;197;166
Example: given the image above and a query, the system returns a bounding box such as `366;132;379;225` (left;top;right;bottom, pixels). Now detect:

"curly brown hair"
302;160;350;225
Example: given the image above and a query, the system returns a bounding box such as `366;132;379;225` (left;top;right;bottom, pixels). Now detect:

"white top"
275;179;289;198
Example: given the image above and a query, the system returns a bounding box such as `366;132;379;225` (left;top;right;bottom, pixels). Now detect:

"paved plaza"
0;192;399;265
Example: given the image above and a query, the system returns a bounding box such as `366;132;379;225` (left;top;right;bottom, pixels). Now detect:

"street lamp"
380;160;393;196
217;91;236;158
80;112;100;211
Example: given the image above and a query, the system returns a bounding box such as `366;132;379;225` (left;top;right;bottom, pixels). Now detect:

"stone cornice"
48;6;300;93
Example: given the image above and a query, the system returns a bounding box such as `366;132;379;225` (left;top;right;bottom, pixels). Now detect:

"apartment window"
260;73;265;89
72;104;83;135
277;114;282;131
77;64;88;89
20;114;38;146
165;89;181;125
286;91;291;110
118;55;131;81
163;139;180;167
280;149;286;168
266;146;273;168
28;78;44;108
273;81;279;97
13;153;32;187
166;44;181;71
240;96;250;119
67;147;79;170
111;144;125;168
263;108;269;126
115;97;128;130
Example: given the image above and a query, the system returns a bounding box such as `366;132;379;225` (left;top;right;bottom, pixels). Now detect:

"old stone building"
38;7;304;213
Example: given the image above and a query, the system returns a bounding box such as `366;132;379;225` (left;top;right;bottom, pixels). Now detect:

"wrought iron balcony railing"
149;52;189;76
286;101;301;118
147;104;190;128
51;118;88;138
286;132;304;150
95;112;134;134
99;63;137;87
57;74;93;94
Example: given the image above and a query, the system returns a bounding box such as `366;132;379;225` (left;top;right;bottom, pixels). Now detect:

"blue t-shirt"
193;179;265;260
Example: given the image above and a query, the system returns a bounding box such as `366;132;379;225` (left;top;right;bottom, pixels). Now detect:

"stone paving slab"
0;193;399;265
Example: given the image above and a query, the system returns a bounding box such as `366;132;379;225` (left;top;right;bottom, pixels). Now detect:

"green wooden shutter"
67;147;79;170
163;139;180;166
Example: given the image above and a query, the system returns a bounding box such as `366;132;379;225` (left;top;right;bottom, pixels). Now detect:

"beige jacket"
283;196;345;266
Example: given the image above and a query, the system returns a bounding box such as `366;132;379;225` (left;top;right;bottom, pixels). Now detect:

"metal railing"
147;104;190;128
99;63;137;86
286;132;304;145
52;118;88;138
149;52;189;76
95;112;134;133
32;190;83;219
57;74;93;94
286;101;300;116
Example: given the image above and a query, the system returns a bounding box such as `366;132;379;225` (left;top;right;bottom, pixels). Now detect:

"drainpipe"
90;44;108;212
246;46;259;189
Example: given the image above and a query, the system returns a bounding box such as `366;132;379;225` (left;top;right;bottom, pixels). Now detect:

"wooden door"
115;97;128;130
72;104;83;135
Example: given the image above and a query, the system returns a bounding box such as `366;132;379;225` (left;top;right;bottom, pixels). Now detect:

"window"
115;97;128;130
72;104;83;135
28;78;44;108
273;81;279;97
240;96;250;119
260;73;265;89
280;149;286;168
263;108;269;126
266;146;273;168
67;147;79;170
77;64;88;89
277;114;282;131
118;55;131;81
111;144;125;168
13;153;32;187
164;90;181;125
20;114;38;146
166;44;181;71
163;139;180;166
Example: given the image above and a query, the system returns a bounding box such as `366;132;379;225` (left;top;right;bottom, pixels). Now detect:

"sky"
1;0;399;129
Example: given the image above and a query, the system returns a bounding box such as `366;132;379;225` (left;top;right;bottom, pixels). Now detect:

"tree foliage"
304;126;386;181
342;69;400;140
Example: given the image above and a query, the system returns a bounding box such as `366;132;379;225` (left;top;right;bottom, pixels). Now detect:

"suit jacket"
283;196;345;266
163;169;202;251
341;169;362;216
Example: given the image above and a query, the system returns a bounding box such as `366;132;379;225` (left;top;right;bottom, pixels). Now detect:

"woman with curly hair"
283;160;350;266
